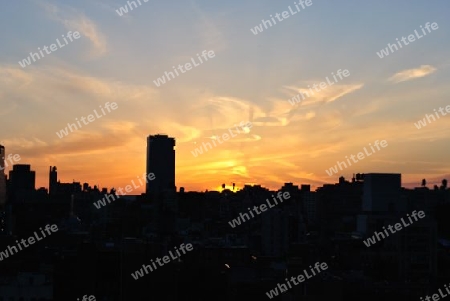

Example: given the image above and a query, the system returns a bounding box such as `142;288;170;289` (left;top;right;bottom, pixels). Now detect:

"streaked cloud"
189;0;227;52
37;1;107;57
282;83;364;106
388;65;437;83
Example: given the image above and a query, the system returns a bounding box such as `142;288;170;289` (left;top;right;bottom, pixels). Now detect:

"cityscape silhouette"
1;1;450;300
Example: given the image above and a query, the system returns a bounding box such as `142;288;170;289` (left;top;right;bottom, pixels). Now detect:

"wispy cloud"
388;65;437;83
37;1;107;57
283;83;364;106
189;0;227;52
0;64;159;102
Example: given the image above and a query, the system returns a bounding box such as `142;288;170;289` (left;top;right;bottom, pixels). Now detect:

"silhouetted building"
0;145;4;171
362;173;402;212
384;216;437;282
0;145;6;205
146;134;176;196
317;177;363;233
49;166;57;195
357;173;402;235
57;182;82;195
262;208;288;256
8;164;35;200
303;188;318;226
47;166;82;196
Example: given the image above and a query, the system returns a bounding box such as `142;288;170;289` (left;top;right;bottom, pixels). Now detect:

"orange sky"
1;1;449;194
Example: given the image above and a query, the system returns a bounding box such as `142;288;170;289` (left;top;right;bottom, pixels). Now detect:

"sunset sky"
1;0;450;193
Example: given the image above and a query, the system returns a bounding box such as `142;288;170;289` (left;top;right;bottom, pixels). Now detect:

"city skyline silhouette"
1;137;448;194
2;1;450;300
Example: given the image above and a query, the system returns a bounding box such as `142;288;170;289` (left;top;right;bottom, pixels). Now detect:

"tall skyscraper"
0;145;6;205
49;166;58;195
0;145;4;171
146;135;175;196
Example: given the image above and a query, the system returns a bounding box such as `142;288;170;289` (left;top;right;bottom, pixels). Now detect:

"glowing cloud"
388;65;436;83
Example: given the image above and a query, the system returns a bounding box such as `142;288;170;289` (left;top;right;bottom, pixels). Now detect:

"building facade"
0;145;6;205
146;135;176;196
